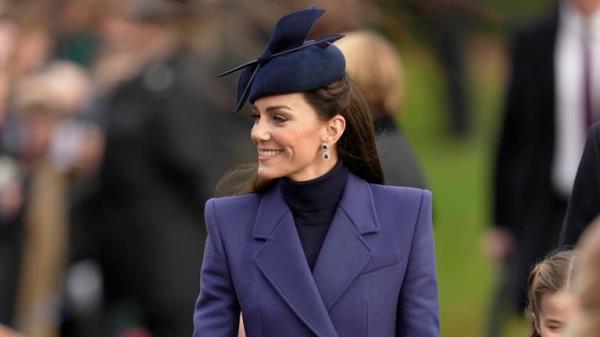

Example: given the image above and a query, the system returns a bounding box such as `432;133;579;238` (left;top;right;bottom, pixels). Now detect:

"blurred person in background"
403;0;473;138
0;3;58;334
0;3;23;329
485;0;600;335
0;6;17;128
8;60;97;337
0;154;22;326
53;0;100;67
563;217;600;337
526;250;578;337
86;0;253;336
335;30;427;189
560;122;600;247
378;0;503;138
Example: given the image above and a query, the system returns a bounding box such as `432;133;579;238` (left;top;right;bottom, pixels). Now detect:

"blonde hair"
563;217;600;337
334;30;404;117
14;61;91;118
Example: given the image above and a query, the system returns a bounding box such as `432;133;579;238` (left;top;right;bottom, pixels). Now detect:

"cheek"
281;130;320;155
290;137;320;161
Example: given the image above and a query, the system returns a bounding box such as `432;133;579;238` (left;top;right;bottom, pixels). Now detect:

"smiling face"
535;290;579;337
251;92;345;181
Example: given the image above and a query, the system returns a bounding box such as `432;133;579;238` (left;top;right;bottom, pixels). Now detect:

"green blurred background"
393;1;552;336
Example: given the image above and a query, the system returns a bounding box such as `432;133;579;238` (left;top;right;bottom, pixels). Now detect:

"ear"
321;114;346;144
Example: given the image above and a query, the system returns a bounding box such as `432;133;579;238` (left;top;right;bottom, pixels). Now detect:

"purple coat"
193;173;439;337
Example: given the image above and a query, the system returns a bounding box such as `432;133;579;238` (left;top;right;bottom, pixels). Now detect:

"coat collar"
252;173;379;337
253;173;380;238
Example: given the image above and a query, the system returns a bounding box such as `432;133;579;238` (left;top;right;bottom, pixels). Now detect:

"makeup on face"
251;93;335;182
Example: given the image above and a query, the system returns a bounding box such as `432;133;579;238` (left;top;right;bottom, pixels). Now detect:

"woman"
193;7;438;337
526;250;578;337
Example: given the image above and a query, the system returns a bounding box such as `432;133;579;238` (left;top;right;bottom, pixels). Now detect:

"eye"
547;322;564;332
251;112;260;123
273;114;288;123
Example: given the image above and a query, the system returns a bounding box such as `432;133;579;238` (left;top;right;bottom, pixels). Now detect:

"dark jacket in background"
374;116;427;189
493;8;566;311
559;123;600;247
0;210;23;326
92;50;253;337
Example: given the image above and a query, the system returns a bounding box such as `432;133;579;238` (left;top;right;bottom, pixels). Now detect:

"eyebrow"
545;319;563;325
265;105;294;112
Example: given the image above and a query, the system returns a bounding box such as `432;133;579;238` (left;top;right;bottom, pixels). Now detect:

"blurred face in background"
251;93;343;181
98;9;144;52
570;0;600;16
20;107;58;161
0;19;17;122
14;29;52;78
535;290;579;337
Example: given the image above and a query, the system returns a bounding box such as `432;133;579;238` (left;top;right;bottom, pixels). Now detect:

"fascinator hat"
219;7;346;115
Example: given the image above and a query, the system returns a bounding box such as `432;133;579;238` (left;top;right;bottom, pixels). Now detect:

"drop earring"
322;144;330;160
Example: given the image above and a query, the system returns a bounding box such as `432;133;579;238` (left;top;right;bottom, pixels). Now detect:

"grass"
399;33;528;337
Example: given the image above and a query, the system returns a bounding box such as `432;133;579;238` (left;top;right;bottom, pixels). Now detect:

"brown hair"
527;250;577;337
216;73;384;196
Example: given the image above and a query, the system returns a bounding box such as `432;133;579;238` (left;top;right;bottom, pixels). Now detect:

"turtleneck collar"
281;160;349;212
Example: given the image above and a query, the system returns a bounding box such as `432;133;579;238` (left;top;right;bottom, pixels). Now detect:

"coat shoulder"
369;184;430;205
208;193;261;210
368;184;431;224
205;193;261;231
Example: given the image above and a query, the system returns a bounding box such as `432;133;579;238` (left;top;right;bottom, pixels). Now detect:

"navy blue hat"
218;7;346;115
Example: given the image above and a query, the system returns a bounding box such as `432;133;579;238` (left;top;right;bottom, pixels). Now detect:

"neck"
281;160;348;211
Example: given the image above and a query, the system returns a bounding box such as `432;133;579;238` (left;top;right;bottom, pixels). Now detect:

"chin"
257;166;286;180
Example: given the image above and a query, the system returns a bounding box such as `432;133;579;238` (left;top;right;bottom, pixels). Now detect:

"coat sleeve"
193;198;240;337
559;124;600;247
397;190;439;337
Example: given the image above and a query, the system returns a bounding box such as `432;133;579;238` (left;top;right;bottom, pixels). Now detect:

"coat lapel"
253;182;339;337
312;174;379;310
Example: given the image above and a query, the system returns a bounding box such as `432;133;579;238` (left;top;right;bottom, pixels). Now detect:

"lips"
258;148;283;160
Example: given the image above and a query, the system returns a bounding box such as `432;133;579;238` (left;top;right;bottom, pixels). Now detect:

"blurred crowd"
0;0;599;337
0;0;261;336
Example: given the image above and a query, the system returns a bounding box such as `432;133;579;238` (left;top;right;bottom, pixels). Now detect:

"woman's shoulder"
204;193;263;240
369;183;431;203
206;193;262;215
366;184;432;233
367;183;431;221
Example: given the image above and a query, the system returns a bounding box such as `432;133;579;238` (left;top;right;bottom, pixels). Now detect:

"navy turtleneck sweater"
281;161;349;270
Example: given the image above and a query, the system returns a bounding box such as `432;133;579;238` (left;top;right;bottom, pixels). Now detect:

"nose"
251;119;270;143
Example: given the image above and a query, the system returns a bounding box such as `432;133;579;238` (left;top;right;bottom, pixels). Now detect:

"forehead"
539;291;578;320
254;92;309;112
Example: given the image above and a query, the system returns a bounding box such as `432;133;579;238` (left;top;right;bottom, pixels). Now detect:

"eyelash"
547;323;563;331
272;114;288;123
251;113;288;124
